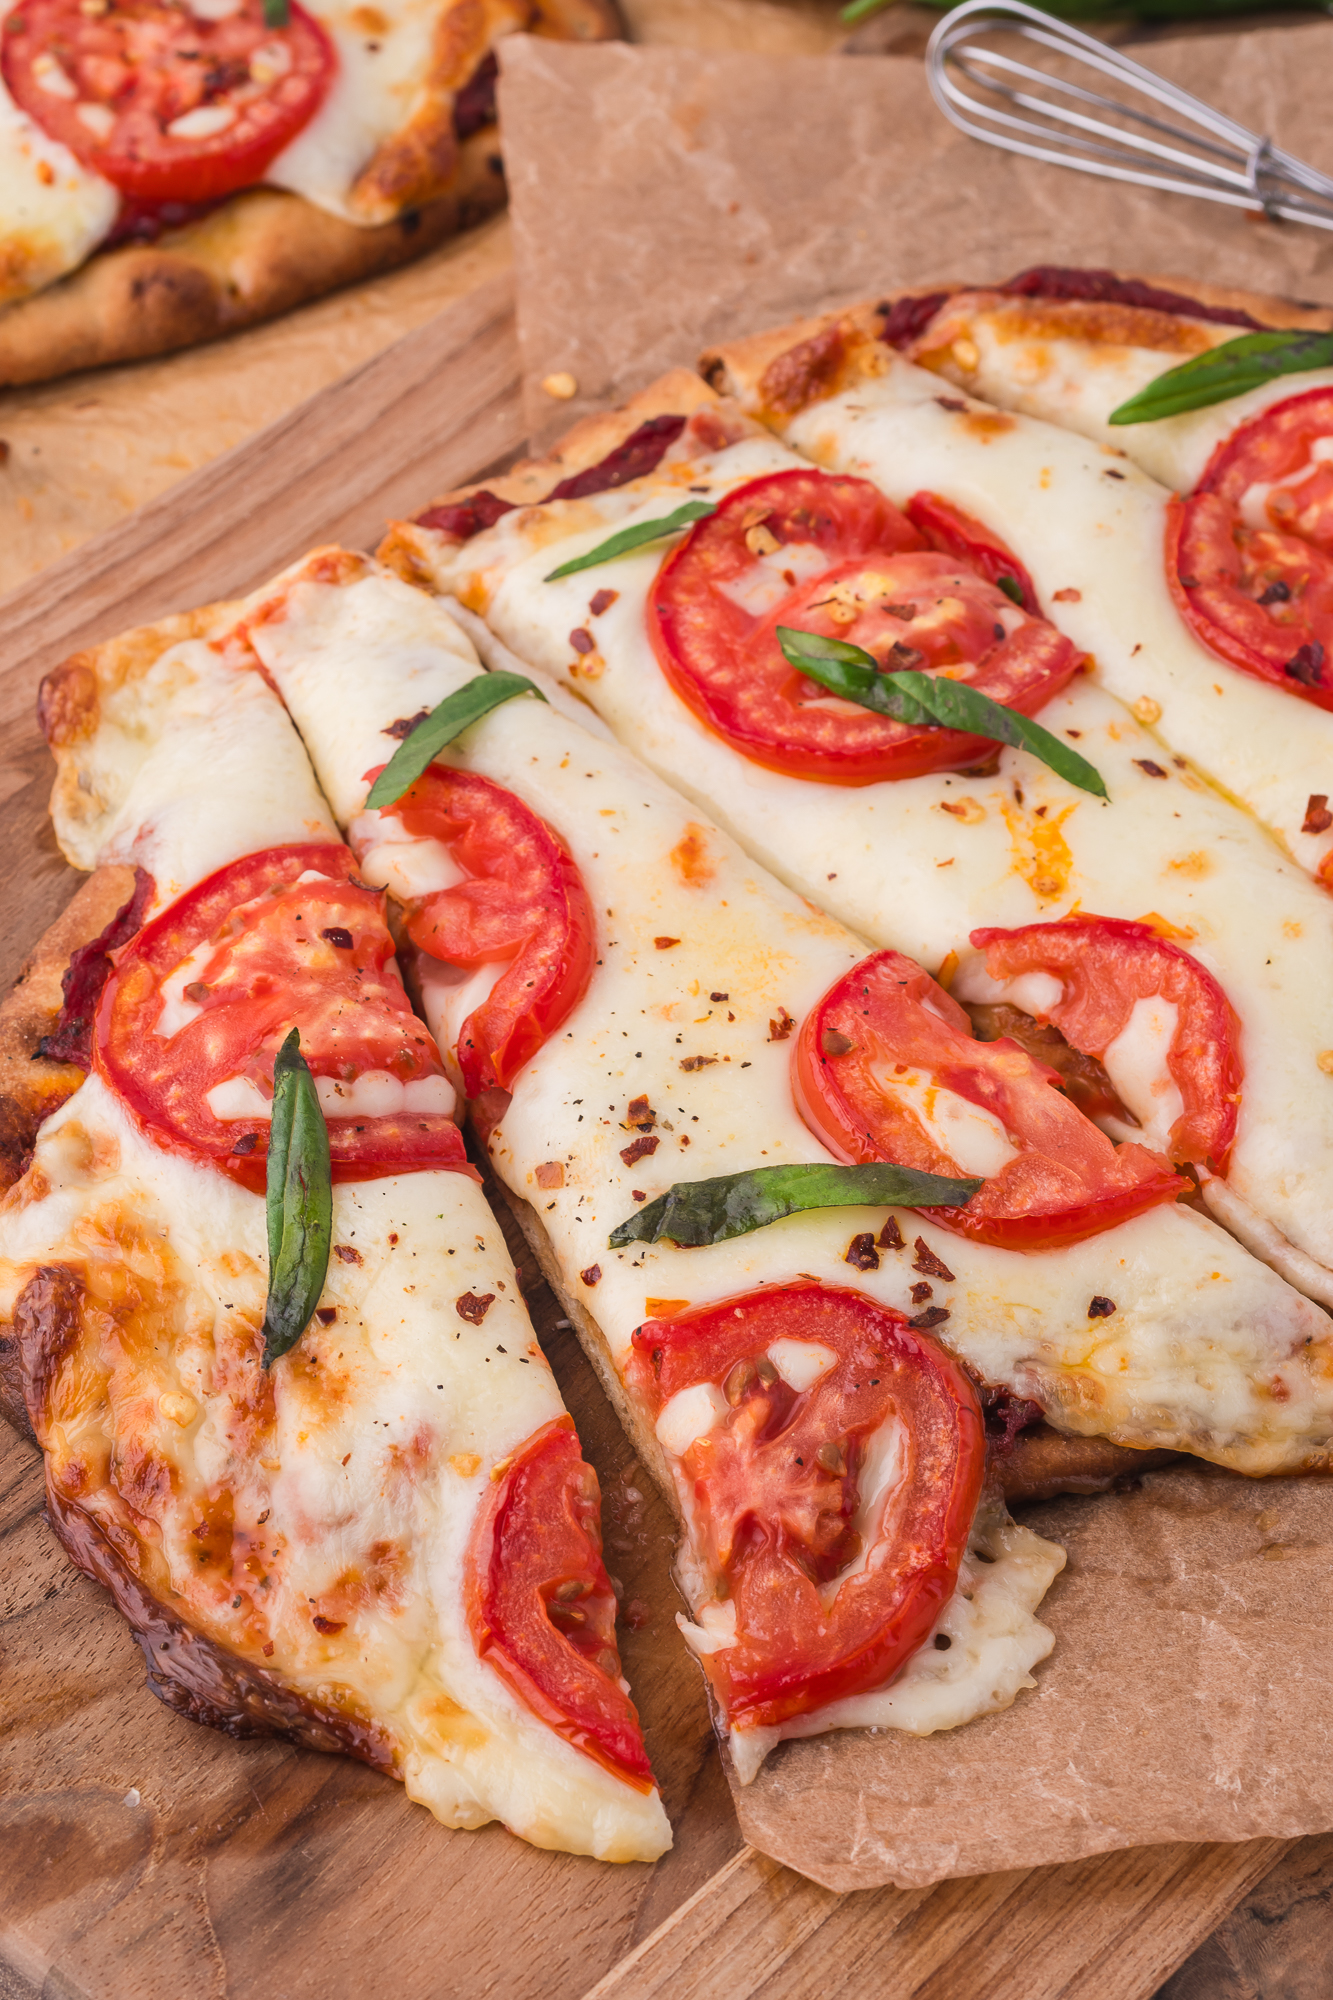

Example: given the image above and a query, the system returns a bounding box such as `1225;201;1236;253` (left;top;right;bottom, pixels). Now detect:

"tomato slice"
903;491;1041;615
1170;388;1333;709
967;915;1242;1172
466;1417;656;1791
380;766;596;1100
794;949;1184;1249
3;0;335;206
648;468;1080;786
95;843;470;1194
624;1283;983;1731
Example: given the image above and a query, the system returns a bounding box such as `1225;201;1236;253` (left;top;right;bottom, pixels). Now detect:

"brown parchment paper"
493;29;1333;1891
497;27;1333;448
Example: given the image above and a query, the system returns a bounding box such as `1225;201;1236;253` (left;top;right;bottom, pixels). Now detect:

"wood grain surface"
1;273;1327;2000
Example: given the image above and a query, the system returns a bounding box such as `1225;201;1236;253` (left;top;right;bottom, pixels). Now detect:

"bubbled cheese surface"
0;73;118;305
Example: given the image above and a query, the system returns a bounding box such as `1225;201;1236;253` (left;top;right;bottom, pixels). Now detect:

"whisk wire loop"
925;0;1333;232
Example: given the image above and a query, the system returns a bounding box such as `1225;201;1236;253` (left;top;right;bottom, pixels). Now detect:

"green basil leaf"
996;574;1025;606
263;0;290;25
1108;330;1333;426
261;1028;332;1368
545;500;716;582
608;1161;982;1249
776;626;1108;800
365;672;545;809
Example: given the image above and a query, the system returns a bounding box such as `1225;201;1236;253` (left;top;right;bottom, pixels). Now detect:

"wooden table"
2;275;1331;2000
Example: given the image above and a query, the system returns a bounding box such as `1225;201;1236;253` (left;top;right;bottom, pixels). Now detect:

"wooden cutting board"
0;272;1327;2000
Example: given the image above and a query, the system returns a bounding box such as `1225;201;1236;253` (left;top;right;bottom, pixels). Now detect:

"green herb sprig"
261;1029;332;1369
263;0;290;26
777;627;1108;799
545;500;716;582
1109;330;1333;426
366;672;545;809
609;1161;982;1249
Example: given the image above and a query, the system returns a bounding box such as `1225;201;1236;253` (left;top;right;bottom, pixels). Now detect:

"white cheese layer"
722;1503;1065;1785
918;303;1333;494
48;633;338;909
422;448;1333;1297
0;73;118;306
0;1074;669;1861
235;572;1333;1474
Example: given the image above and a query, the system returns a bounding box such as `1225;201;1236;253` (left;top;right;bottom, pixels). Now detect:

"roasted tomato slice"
1170;388;1333;709
648;468;1080;785
466;1417;656;1791
794;949;1184;1249
376;765;596;1100
962;915;1242;1172
903;490;1041;616
3;0;335;206
95;842;470;1194
624;1284;983;1731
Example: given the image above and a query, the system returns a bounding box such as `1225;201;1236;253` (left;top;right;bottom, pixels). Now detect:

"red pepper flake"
581;1264;602;1287
315;1306;337;1325
909;1306;951;1330
312;1615;345;1636
625;1095;656;1128
334;1244;363;1265
589;588;618;616
232;1132;259;1155
535;1161;565;1189
632;1190;647;1202
877;1217;904;1251
1305;794;1333;835
321;926;353;948
1088;1295;1117;1318
654;936;680;950
1052;587;1082;603
710;991;729;1002
845;1232;880;1272
910;1281;934;1303
679;1055;717;1071
263;1642;275;1657
384;709;432;740
1134;759;1168;778
621;1134;660;1167
456;1291;496;1323
912;1238;955;1281
1287;642;1326;687
570;628;595;655
768;1007;796;1042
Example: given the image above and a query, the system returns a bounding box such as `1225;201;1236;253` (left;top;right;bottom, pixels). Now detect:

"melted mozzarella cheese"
871;1065;1019;1177
241;578;1333;1471
655;1380;729;1455
915;300;1333;495
49;634;339;907
0;1074;669;1860
0;74;118;306
768;1337;837;1391
1101;997;1184;1154
421;421;1333;1300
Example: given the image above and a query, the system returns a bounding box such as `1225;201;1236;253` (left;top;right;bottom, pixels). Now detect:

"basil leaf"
365;672;545;808
1109;330;1333;426
263;0;290;24
996;574;1025;606
261;1029;332;1369
777;626;1108;800
609;1161;982;1249
545;500;716;582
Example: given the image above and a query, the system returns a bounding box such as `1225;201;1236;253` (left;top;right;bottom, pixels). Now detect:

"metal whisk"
924;0;1333;231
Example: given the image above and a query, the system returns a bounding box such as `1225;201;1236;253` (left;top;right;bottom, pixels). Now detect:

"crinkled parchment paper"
495;32;1333;1889
498;27;1333;447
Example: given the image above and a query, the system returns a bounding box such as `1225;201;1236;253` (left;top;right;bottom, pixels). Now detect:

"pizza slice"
228;541;1333;1782
0;593;670;1863
874;269;1333;768
378;376;1333;1316
0;0;618;385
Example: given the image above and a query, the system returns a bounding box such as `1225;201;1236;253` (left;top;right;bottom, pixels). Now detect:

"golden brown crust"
701;271;1333;418
377;367;737;577
0;865;137;1196
0;140;505;390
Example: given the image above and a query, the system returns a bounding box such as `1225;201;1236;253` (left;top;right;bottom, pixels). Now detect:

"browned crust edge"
46;1478;401;1772
0;864;137;1197
699;271;1333;411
